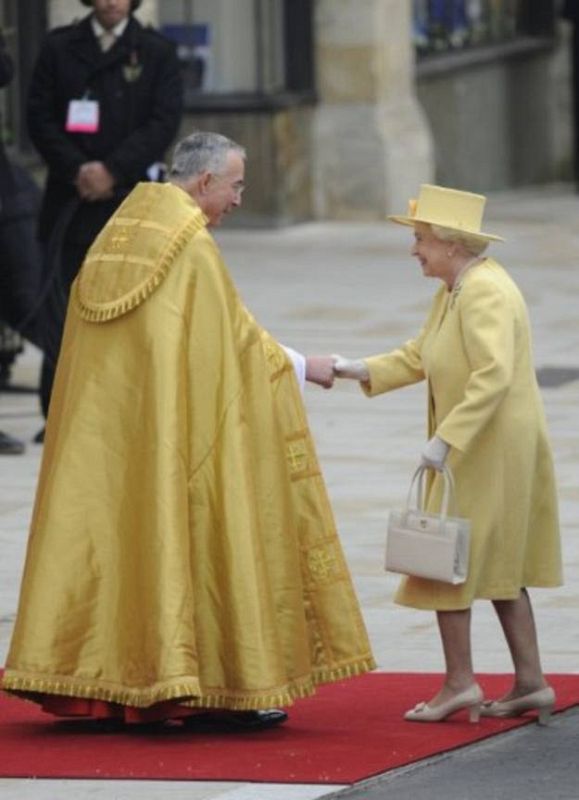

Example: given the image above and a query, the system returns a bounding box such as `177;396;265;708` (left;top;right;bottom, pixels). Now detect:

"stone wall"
178;107;314;227
416;22;574;190
417;42;570;190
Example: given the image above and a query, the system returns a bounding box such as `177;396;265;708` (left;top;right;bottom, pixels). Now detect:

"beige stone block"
316;0;417;100
318;44;416;105
314;104;391;220
316;0;411;48
316;0;382;47
377;99;434;213
317;45;378;104
313;100;433;219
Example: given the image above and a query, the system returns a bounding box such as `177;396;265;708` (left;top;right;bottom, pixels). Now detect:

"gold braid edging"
1;656;376;711
74;212;206;323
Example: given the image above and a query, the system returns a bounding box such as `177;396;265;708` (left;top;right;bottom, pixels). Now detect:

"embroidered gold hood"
75;182;208;323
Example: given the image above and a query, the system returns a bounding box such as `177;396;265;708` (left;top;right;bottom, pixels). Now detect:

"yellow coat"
2;183;374;710
364;258;562;610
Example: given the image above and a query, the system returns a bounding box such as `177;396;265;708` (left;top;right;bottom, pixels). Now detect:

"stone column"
314;0;434;219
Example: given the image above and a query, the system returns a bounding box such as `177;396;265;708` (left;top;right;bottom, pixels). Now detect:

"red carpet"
1;673;578;784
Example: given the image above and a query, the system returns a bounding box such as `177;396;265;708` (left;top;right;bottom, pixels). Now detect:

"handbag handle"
405;464;457;522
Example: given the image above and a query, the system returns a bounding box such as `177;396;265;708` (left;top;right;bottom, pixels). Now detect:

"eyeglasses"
210;174;245;196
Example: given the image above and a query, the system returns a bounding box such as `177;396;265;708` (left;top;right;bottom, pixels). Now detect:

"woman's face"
411;223;451;282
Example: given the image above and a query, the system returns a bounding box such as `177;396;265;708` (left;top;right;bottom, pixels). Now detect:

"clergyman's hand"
306;356;336;389
332;355;369;382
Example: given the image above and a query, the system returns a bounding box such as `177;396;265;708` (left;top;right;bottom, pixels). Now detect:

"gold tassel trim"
75;211;207;324
1;656;376;711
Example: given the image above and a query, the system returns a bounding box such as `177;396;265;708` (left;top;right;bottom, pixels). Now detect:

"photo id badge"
66;99;100;133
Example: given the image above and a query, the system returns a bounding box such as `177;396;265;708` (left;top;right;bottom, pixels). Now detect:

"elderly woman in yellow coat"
333;184;563;724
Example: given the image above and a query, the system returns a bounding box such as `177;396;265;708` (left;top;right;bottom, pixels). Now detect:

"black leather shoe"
0;431;25;455
33;427;45;444
183;708;288;731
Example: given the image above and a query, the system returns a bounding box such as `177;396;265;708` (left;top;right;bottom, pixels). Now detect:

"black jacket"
0;31;43;345
0;30;15;207
28;14;183;244
563;1;579;24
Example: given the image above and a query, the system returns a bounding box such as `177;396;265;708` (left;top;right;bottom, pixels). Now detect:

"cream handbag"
385;465;470;584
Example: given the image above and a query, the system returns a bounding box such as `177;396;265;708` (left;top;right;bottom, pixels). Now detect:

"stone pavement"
1;183;578;799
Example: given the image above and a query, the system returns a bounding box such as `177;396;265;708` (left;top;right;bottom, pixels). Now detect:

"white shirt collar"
91;16;130;42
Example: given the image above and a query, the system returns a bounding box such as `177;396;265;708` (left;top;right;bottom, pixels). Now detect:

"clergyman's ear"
198;171;213;195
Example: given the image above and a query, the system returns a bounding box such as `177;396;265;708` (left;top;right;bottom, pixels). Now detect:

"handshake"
305;355;450;471
305;354;369;390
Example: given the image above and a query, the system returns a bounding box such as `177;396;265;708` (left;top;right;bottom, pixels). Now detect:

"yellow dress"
364;259;562;611
2;183;374;711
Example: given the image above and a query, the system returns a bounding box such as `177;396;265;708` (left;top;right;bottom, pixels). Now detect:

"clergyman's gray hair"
169;132;246;180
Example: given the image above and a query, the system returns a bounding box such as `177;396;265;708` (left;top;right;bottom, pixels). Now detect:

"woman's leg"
430;607;477;704
492;588;548;698
404;608;482;720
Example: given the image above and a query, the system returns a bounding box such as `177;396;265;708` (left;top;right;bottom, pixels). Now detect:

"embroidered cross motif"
287;440;309;473
109;231;130;251
308;547;338;582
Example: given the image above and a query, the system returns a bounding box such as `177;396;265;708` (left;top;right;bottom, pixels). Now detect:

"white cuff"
281;345;305;393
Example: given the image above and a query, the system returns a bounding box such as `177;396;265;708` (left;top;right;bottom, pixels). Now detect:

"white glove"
332;355;369;382
421;435;450;471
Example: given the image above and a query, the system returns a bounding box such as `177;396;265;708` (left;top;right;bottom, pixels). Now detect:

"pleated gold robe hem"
2;657;375;711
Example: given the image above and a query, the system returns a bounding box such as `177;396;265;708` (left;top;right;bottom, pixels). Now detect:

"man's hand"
306;356;336;389
75;162;115;201
421;435;450;471
332;355;369;381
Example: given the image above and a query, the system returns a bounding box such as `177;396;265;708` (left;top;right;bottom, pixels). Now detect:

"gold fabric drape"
2;183;374;710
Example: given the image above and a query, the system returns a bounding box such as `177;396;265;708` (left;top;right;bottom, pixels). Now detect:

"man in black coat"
29;0;183;422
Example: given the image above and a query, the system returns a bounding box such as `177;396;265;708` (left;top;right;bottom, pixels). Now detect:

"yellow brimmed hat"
388;184;504;242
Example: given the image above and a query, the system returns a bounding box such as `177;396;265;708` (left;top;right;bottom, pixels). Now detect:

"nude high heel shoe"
480;686;556;726
404;684;484;723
